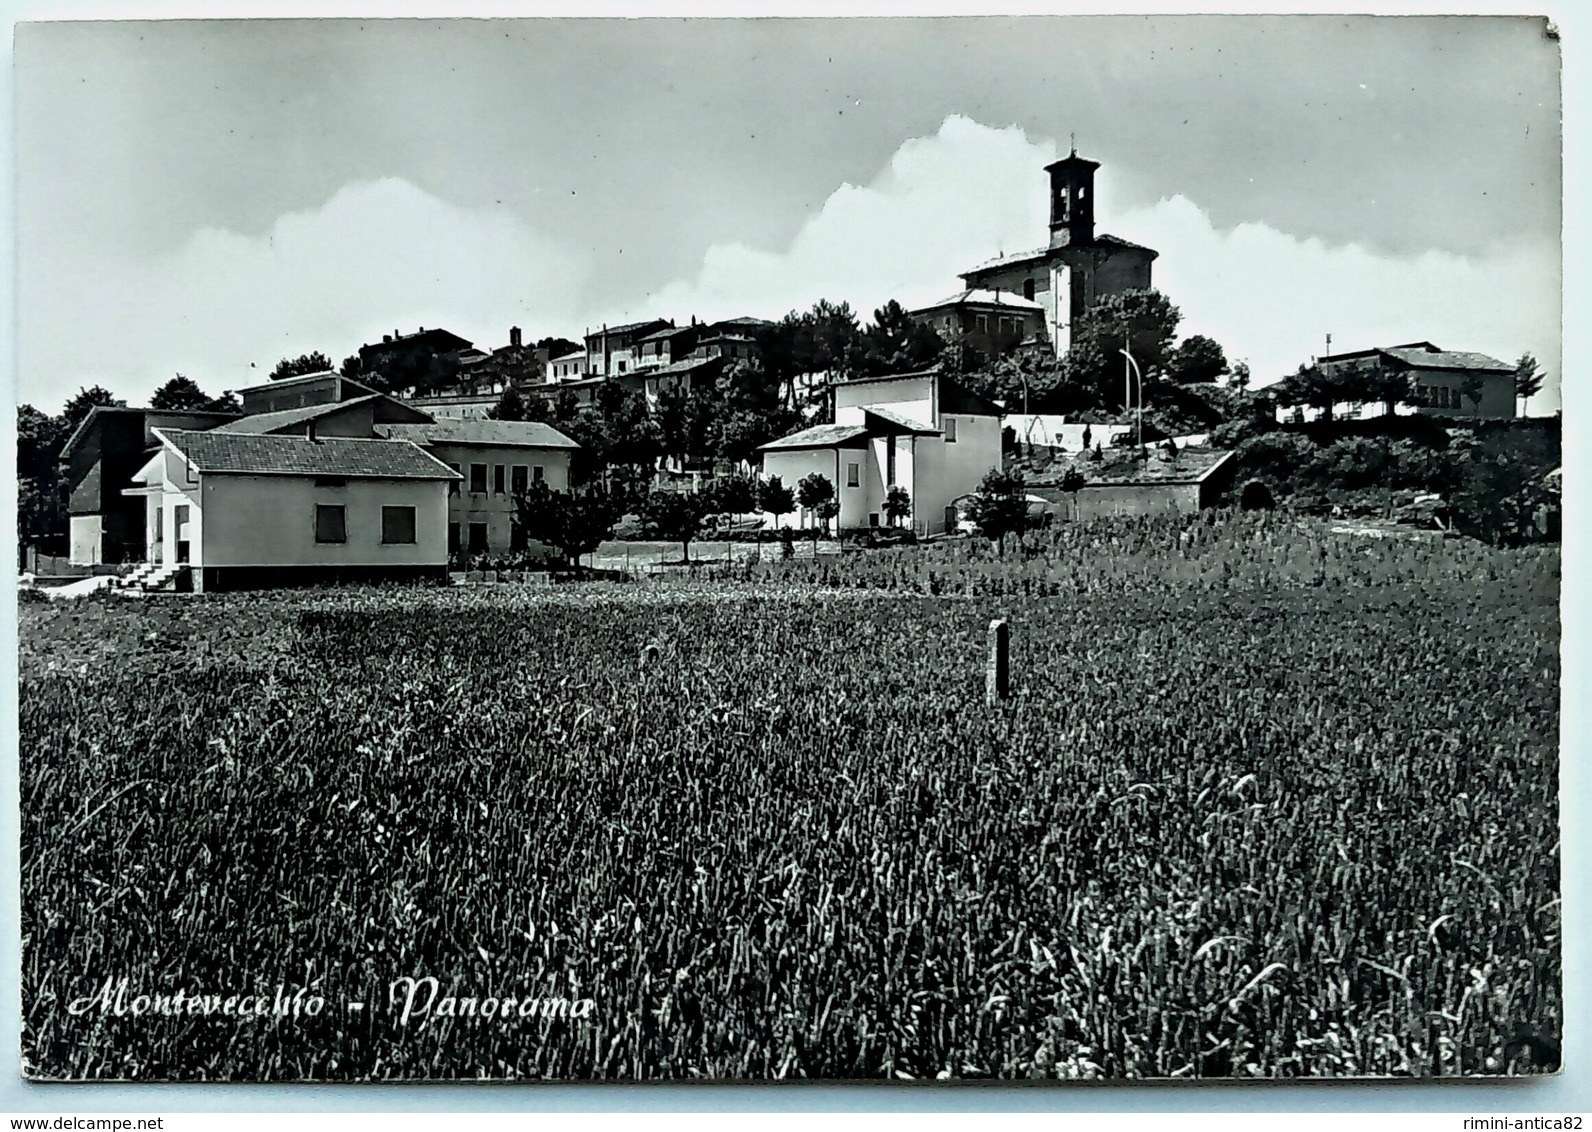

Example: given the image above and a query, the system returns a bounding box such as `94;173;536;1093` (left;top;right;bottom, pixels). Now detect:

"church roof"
961;232;1157;276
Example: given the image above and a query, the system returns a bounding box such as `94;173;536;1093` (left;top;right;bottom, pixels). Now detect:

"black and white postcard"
14;14;1562;1083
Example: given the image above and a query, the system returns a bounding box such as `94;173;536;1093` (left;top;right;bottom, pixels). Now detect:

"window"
944;417;958;443
511;465;529;494
846;462;860;488
315;504;347;544
1024;278;1036;301
511;521;527;551
886;439;897;486
869;513;880;527
381;505;416;545
469;463;487;493
468;522;488;553
447;463;461;495
493;465;506;495
618;361;627;374
976;314;988;333
448;522;461;553
533;465;545;483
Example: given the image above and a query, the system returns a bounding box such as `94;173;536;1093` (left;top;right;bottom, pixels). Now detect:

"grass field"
19;514;1560;1080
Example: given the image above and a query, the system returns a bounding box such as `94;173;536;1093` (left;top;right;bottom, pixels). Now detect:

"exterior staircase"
112;561;188;593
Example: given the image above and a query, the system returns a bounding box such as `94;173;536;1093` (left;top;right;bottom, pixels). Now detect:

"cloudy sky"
14;15;1561;412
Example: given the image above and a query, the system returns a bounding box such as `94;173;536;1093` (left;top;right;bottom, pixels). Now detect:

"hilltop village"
22;152;1554;590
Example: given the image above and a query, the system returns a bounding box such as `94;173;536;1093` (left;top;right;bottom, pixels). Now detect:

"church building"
958;150;1158;356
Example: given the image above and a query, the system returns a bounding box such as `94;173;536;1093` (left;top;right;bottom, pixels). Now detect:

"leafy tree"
339;354;365;382
536;336;581;358
1360;364;1415;418
1514;352;1543;410
270;352;333;381
883;485;912;528
17;405;65;555
640;489;709;562
487;385;529;421
816;499;840;534
1068;289;1182;408
149;374;213;412
1272;364;1342;421
796;472;836;532
962;467;1029;556
512;481;622;571
1167;335;1228;385
857;300;944;376
1228;360;1252;392
59;386;123;435
205;391;243;414
759;474;795;530
1461;373;1486;417
708;473;758;516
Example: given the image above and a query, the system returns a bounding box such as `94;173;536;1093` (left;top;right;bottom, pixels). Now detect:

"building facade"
958;151;1157;357
60;406;243;566
909;290;1048;356
1282;342;1518;422
758;369;1003;535
127;428;457;592
374;420;578;556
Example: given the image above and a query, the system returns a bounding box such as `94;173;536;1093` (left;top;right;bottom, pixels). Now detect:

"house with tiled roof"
125;428;459;592
1282;341;1518;422
758;368;1003;535
908;289;1047;356
956;150;1158;357
374;420;580;556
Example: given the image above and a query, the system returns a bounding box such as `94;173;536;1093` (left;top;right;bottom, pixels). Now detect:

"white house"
758;369;1003;535
126;428;459;592
374;420;579;555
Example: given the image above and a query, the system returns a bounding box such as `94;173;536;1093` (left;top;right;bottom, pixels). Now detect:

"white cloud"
21;116;1560;414
1117;195;1561;402
642;115;1561;411
640;115;1059;325
21;178;593;408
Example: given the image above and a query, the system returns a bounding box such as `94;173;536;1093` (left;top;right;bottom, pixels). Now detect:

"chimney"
383;334;392;343
510;326;522;348
307;419;318;444
394;329;400;340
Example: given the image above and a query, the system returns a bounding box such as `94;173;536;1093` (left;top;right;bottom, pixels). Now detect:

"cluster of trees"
1231;415;1560;545
507;465;918;568
952;289;1249;429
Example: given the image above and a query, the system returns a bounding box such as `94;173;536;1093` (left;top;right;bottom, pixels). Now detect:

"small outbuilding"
1025;447;1238;522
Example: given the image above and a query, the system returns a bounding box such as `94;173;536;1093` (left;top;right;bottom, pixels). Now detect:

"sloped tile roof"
211;395;384;435
155;428;459;479
1381;347;1511;372
913;289;1045;313
1028;447;1236;487
760;424;870;451
962;232;1157;275
374;420;580;450
864;407;939;435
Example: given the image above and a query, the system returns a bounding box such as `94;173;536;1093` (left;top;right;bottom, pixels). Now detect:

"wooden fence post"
987;618;1010;704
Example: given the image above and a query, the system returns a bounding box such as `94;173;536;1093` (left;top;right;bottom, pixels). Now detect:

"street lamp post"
1120;346;1144;454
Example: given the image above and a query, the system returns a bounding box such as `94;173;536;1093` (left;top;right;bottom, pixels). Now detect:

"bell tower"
1046;148;1099;248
